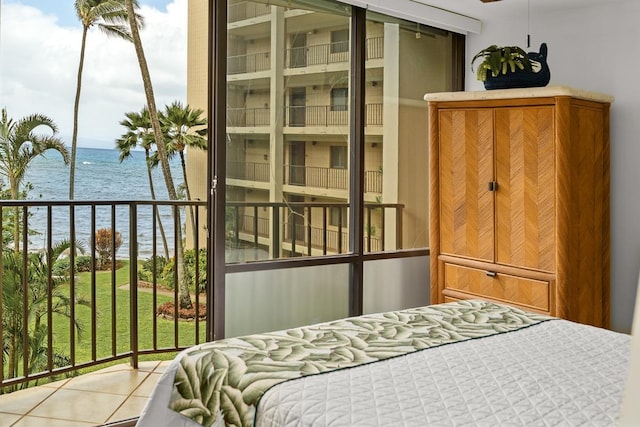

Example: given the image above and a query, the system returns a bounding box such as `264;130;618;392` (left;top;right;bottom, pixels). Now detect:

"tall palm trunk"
70;26;89;200
178;150;198;241
145;149;170;259
10;179;20;253
125;0;191;310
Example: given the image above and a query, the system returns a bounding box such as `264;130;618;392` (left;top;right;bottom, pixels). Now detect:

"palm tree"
70;0;143;199
124;0;192;310
2;241;88;388
116;107;170;259
160;101;207;239
0;108;70;252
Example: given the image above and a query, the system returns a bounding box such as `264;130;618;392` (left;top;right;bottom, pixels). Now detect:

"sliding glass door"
193;0;464;340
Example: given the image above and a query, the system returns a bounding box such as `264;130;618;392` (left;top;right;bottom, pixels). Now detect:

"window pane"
330;145;347;168
330;29;349;54
223;0;352;263
364;256;430;313
364;13;455;253
226;264;349;337
330;87;348;111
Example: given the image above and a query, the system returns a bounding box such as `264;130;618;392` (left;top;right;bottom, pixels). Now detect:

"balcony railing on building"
228;1;271;23
228;37;384;77
227;161;271;182
226;202;402;258
286;37;384;68
228;52;271;75
283;103;382;127
283;165;382;194
227;107;271;127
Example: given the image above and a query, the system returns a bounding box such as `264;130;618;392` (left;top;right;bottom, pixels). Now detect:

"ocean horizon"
22;146;184;258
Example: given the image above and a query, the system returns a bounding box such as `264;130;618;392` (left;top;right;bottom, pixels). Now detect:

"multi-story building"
187;0;457;262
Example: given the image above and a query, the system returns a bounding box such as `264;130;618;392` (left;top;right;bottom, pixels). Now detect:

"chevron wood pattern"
428;94;611;327
443;262;549;312
438;109;494;262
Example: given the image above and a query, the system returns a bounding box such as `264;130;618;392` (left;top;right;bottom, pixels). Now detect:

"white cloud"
0;0;188;149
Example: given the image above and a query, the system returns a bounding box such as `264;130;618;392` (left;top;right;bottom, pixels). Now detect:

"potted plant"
471;43;550;90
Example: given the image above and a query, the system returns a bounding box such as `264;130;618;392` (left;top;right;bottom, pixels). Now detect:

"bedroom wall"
464;0;640;333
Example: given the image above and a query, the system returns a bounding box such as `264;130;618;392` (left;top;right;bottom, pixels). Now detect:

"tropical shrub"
161;249;207;293
52;258;74;277
95;228;123;269
75;255;92;272
138;255;169;283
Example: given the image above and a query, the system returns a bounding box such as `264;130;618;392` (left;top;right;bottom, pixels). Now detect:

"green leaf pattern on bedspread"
169;300;552;426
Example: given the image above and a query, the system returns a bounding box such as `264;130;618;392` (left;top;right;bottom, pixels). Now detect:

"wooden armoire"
425;87;613;328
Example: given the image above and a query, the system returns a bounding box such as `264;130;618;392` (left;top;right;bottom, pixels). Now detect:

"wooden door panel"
495;107;555;271
439;109;495;261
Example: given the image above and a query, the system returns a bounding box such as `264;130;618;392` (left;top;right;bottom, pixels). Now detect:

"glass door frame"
206;0;465;341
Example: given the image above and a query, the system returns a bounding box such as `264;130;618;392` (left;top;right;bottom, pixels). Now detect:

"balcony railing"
228;1;271;23
0;199;207;391
366;36;384;60
227;107;271;127
283;165;382;194
227;161;271;182
226;202;402;257
228;51;271;75
283;103;382;127
285;37;384;68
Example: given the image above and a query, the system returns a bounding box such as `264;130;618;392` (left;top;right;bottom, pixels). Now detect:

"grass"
49;260;207;376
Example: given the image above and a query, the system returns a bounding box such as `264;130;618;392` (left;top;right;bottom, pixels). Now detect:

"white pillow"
618;269;640;426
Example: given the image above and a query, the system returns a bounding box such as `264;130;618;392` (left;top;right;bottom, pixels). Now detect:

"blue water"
23;147;185;258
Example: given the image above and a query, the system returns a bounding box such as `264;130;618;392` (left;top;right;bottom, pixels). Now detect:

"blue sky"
1;0;186;149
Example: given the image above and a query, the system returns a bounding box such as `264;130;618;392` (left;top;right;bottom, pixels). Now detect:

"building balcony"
227;161;271;182
226;201;402;258
226;37;384;79
226;104;382;130
228;1;271;24
283;165;382;194
283;103;383;128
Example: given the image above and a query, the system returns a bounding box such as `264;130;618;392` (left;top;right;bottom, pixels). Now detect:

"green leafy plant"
471;45;532;82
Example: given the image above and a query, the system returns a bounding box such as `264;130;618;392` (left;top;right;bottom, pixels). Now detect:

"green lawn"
52;260;206;371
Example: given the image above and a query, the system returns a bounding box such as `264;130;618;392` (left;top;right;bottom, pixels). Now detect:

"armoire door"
494;106;556;272
438;108;495;262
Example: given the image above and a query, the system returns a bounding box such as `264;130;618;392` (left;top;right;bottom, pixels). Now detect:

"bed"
135;300;631;426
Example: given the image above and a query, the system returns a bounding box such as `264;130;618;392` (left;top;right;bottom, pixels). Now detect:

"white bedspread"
255;320;629;426
137;319;630;427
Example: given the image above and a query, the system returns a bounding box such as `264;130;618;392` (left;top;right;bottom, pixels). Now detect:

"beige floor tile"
86;364;133;375
0;413;22;427
62;369;149;396
136;361;161;373
131;373;162;398
0;387;55;415
106;396;149;423
40;377;72;389
12;415;95;427
28;389;126;424
154;360;173;373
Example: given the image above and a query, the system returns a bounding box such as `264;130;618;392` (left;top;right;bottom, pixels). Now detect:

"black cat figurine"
484;43;551;90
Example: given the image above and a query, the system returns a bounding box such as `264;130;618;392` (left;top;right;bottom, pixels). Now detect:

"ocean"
22;146;185;258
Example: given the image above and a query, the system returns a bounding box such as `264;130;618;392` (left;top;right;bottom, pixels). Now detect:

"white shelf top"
424;86;614;104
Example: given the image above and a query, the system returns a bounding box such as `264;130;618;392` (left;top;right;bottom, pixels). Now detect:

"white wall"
466;0;640;332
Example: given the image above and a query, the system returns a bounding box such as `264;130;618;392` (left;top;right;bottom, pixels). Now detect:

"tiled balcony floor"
0;361;168;427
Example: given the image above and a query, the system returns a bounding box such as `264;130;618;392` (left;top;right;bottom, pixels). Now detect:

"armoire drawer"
442;263;550;312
